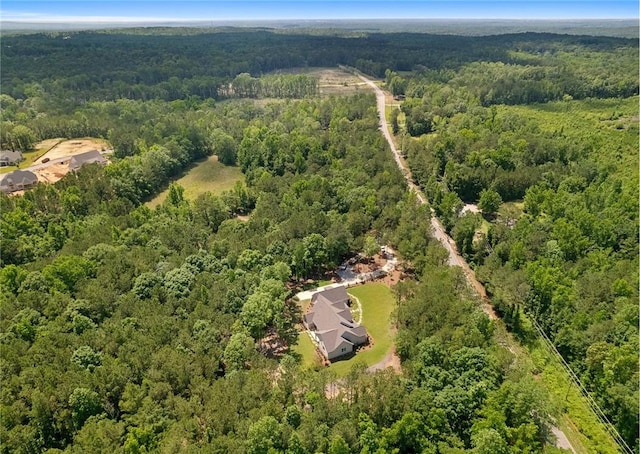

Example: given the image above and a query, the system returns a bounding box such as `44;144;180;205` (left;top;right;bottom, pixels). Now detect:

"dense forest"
0;27;638;453
394;39;638;451
1;29;637;105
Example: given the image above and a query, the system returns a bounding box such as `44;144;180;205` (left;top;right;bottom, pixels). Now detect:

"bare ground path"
356;72;497;320
366;345;401;373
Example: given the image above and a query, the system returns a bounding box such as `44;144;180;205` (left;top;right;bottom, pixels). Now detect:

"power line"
530;318;633;454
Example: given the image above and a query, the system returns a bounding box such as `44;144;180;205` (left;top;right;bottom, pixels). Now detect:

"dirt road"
357;71;578;453
357;73;497;320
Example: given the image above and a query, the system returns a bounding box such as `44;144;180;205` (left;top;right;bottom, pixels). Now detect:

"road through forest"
356;73;498;321
356;72;577;454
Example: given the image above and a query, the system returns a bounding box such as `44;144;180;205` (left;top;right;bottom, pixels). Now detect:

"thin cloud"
2;12;190;23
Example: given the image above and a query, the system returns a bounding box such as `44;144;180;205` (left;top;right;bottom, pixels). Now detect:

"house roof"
306;287;367;356
0;150;23;162
69;150;107;170
0;169;38;191
311;286;349;306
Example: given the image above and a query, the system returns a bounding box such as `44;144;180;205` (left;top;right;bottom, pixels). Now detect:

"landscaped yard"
293;331;322;370
147;155;243;208
293;282;396;377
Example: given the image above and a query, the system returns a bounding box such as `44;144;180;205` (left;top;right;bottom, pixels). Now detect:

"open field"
316;68;366;96
271;67;366;96
147;155;243;208
34;137;110;164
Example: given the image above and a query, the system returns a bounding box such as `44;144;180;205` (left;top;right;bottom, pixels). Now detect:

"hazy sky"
2;0;638;22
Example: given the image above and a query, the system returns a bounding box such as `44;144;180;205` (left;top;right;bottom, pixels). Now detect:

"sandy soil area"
269;67;366;96
316;68;366;96
36;138;65;153
352;254;403;286
34;138;110;164
34;162;70;184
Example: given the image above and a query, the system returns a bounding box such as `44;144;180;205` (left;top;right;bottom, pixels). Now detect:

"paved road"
357;71;576;453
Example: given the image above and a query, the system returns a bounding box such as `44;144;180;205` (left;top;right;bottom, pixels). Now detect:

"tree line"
1;29;636;108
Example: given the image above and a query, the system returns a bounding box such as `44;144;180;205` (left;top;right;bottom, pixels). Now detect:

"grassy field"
529;336;620;454
491;320;619;454
493;310;620;453
294;331;322;370
147;155;243;208
292;298;321;368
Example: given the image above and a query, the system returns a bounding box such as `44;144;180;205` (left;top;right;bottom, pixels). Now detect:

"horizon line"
3;17;638;23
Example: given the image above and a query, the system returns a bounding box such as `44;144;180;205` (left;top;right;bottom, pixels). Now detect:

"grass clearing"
270;67;364;96
478;218;491;235
503;313;620;453
329;283;395;376
293;331;322;370
147;155;243;208
498;201;525;222
492;316;617;453
292;298;320;368
530;338;619;454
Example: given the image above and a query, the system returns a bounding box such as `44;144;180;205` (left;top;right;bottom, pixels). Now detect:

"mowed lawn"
147;155;243;208
294;282;396;376
292;299;321;369
293;331;321;370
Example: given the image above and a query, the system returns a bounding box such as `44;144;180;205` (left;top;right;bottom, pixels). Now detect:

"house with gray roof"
69;150;107;171
0;150;24;167
0;169;38;193
303;287;368;361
